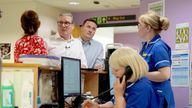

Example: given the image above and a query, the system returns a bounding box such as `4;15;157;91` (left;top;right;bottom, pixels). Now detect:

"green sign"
93;16;107;24
92;15;136;25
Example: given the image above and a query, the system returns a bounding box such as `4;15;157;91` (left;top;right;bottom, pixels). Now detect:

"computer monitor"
106;48;117;96
108;65;115;96
58;57;81;108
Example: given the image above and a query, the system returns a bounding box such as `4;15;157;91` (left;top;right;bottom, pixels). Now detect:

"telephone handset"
90;66;133;100
120;66;133;83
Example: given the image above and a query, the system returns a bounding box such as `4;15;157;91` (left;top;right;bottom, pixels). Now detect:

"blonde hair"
109;47;148;82
139;11;170;34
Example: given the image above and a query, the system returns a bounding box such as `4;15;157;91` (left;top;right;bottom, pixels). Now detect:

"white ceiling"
0;0;140;12
39;0;140;12
0;0;139;33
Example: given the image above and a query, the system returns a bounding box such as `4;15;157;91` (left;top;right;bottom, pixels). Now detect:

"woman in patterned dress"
14;10;47;63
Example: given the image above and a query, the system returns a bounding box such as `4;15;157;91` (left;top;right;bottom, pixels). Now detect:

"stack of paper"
19;55;60;67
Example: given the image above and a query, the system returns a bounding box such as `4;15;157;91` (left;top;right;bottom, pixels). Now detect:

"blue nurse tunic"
111;77;158;108
140;34;175;108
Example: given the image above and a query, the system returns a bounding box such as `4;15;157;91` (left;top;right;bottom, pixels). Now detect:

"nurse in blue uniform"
82;47;158;108
138;11;175;108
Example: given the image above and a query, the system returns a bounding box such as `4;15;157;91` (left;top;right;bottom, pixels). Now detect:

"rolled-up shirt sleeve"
152;45;171;69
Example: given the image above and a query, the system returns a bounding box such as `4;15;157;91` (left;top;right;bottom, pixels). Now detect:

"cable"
68;88;113;108
63;88;113;107
91;88;113;100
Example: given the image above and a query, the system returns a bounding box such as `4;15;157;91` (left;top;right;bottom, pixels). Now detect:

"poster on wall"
171;50;189;87
148;0;165;16
175;23;189;49
189;50;192;104
0;43;11;60
190;55;192;104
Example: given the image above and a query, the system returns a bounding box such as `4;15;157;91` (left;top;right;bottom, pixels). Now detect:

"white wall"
36;2;66;38
93;27;114;57
0;1;36;63
0;1;66;63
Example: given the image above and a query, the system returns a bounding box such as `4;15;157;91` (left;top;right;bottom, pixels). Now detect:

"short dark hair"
82;19;98;27
58;12;73;21
20;10;40;36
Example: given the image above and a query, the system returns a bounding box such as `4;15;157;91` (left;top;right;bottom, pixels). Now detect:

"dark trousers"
164;97;168;108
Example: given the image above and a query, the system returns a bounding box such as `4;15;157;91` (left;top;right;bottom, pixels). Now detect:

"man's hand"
94;64;103;72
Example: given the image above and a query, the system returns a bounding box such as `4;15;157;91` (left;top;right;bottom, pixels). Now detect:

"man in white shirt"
45;13;87;68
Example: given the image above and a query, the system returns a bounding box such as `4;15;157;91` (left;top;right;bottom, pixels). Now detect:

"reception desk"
39;66;107;98
1;63;107;108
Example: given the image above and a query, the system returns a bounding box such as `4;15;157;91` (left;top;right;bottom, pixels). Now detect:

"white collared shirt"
44;33;87;67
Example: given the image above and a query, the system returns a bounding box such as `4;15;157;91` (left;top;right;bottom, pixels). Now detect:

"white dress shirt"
44;33;87;67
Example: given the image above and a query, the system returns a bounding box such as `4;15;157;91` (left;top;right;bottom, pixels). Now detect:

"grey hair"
58;12;73;21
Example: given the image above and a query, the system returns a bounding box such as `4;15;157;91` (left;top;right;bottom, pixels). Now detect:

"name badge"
142;53;147;57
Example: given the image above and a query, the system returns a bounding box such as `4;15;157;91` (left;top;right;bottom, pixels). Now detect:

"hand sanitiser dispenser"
1;80;14;108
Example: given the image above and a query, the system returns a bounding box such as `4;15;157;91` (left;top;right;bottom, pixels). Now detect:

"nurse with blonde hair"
82;47;157;108
138;11;175;108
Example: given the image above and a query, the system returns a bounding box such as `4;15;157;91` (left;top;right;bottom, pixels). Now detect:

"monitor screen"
58;57;81;108
63;57;81;96
109;65;116;96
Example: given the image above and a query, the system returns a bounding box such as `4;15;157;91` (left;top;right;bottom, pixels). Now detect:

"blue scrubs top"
140;35;175;108
112;77;158;108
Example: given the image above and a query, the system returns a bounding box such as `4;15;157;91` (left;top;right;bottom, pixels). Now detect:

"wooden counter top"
39;65;107;74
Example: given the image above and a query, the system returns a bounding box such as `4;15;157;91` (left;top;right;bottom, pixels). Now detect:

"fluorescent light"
69;1;80;5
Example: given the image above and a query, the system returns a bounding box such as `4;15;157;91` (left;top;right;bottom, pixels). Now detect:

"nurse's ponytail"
160;17;170;31
139;11;170;34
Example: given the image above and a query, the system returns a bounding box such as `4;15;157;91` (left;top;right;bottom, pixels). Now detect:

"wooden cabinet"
82;70;107;96
0;64;107;107
39;66;107;101
1;63;40;108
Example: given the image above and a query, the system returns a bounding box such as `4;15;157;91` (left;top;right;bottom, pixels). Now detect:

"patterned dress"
14;35;47;63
